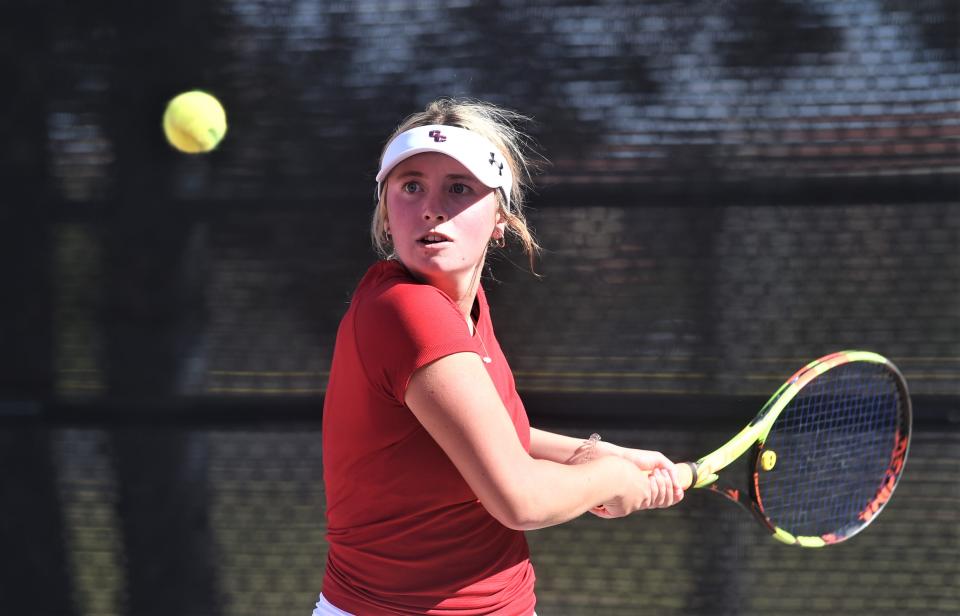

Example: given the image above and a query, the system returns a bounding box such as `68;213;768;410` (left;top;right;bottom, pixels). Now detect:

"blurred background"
2;1;958;614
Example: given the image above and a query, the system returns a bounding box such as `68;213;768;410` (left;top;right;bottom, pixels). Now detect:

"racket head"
748;351;912;547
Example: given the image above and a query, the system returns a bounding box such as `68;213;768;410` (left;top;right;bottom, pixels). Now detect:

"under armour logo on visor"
489;152;503;176
428;130;446;143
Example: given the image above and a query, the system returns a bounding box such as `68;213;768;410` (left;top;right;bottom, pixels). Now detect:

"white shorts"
312;594;354;616
312;593;537;616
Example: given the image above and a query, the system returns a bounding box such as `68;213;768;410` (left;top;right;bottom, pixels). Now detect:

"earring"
490;235;505;248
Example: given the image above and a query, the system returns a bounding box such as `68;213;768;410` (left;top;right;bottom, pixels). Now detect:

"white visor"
376;124;513;209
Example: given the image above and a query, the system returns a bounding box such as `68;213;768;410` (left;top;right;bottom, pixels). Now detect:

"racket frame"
687;350;912;547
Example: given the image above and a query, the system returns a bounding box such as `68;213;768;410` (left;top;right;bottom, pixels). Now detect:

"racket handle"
677;461;698;490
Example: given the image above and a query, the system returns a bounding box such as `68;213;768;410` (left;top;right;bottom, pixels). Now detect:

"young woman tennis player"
316;99;684;615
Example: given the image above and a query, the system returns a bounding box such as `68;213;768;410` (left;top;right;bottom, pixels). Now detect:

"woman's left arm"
528;428;593;463
530;427;675;471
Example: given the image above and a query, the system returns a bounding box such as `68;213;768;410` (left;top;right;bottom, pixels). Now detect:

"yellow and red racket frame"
687;350;912;547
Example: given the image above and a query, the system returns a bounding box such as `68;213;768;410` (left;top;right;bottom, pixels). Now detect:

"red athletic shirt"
321;260;536;615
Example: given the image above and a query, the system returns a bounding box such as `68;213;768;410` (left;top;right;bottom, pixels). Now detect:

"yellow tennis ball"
163;90;227;153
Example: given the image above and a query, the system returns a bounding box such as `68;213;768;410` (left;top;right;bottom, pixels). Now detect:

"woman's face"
384;152;504;289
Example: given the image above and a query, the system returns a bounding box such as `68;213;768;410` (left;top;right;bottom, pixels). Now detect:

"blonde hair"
371;98;542;270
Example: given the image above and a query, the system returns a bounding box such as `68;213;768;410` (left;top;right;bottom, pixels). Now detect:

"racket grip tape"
677;461;698;490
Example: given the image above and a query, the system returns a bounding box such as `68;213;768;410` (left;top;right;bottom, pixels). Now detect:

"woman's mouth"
418;232;452;245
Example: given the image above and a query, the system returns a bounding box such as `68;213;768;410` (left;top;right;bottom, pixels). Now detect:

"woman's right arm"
404;352;683;531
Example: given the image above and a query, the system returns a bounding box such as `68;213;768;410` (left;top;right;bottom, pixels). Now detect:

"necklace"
469;303;492;364
470;320;492;363
478;333;492;364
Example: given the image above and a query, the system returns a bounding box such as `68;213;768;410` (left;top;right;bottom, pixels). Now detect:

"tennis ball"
163;90;227;153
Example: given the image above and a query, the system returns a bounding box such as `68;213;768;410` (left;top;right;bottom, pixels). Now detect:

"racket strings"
757;363;905;539
789;380;896;529
768;377;895;530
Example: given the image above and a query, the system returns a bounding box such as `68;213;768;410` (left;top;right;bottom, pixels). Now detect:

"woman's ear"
493;219;506;240
494;204;507;237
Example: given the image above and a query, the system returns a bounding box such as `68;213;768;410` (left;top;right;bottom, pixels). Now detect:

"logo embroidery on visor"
428;130;447;143
489;152;504;176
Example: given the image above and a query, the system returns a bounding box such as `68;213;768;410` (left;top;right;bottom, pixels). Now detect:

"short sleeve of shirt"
354;278;480;404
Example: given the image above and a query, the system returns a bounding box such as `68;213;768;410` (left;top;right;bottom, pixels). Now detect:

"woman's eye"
402;181;421;193
450;183;470;194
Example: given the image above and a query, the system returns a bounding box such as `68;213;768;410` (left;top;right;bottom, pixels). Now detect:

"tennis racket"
674;350;911;547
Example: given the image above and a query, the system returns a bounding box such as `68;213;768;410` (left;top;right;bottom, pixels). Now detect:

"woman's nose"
422;193;446;221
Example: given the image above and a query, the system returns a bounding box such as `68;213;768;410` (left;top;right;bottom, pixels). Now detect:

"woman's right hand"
589;458;684;518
